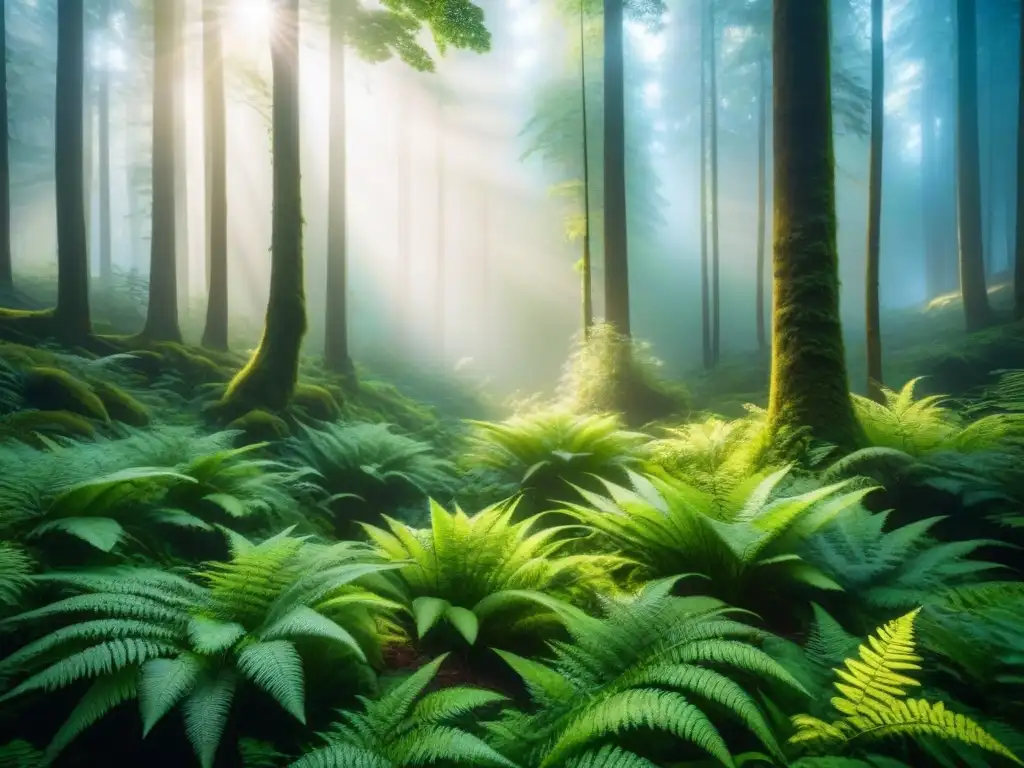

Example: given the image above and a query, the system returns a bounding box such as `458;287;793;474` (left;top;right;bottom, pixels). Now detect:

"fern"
790;608;1022;765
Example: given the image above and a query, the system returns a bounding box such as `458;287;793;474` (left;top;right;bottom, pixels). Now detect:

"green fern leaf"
41;666;138;765
29;517;126;552
411;686;507;725
260;605;367;662
562;745;660;767
187;616;246;654
445;605;480;645
289;743;390;768
413;596;449;638
183;667;238;768
236;640;306;723
139;655;203;736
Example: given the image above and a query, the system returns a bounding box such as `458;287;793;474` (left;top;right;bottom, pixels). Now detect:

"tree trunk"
1016;0;1024;319
202;0;229;350
921;57;942;299
767;0;862;450
173;0;190;320
579;0;593;337
396;72;411;349
222;0;306;414
54;0;91;338
324;0;354;378
83;49;93;273
142;0;181;342
602;0;630;337
755;52;767;354
709;0;721;367
435;98;446;362
0;2;12;290
955;0;993;331
865;0;884;402
699;1;710;369
98;0;112;283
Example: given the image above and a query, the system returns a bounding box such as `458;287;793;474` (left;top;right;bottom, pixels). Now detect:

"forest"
1;0;1024;765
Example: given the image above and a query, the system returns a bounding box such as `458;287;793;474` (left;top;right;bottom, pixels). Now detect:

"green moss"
0;409;96;446
291;383;342;422
151;342;229;384
0;341;61;369
227;408;291;444
92;381;150;427
22;367;109;422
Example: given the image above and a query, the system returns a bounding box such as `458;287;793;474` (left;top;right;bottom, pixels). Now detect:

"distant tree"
1015;0;1024;320
141;0;181;342
202;0;229;350
97;0;112;283
865;0;884;401
954;0;993;332
0;1;12;290
768;0;862;450
602;0;630;337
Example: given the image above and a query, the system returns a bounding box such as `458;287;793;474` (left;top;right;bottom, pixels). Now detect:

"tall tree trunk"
602;0;630;336
83;48;93;272
755;51;767;354
222;0;306;413
55;0;91;338
955;0;993;331
396;72;411;349
699;1;711;368
865;0;884;401
709;0;721;367
0;1;12;290
921;56;942;299
202;0;228;350
1016;0;1024;319
579;0;593;337
324;0;354;378
173;0;190;320
768;0;862;450
435;98;446;362
97;0;112;283
142;0;181;342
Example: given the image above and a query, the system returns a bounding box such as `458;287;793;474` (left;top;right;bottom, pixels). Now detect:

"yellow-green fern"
790;608;1022;765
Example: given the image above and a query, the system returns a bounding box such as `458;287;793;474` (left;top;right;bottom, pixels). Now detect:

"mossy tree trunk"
55;0;91;339
0;2;12;291
708;0;721;368
602;0;630;337
202;0;229;350
97;0;112;284
223;0;306;413
699;1;711;368
767;0;862;450
865;0;884;402
755;51;768;355
324;0;355;379
1015;0;1024;320
954;0;993;332
142;0;182;342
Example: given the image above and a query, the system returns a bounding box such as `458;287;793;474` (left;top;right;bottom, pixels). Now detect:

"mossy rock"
22;367;109;422
92;381;150;427
227;409;291;444
0;409;96;446
292;383;342;422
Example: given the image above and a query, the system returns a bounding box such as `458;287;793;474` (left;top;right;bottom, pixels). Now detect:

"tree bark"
767;0;862;450
865;0;884;401
0;1;12;290
709;0;721;367
435;97;446;362
98;0;112;283
142;0;182;342
954;0;993;331
202;0;229;350
1016;0;1024;319
602;0;630;337
396;71;411;349
55;0;91;338
700;1;710;368
579;0;593;337
324;0;355;378
173;0;190;320
222;0;307;414
755;52;767;354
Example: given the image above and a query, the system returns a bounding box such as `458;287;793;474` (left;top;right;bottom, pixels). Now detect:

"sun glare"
230;0;275;45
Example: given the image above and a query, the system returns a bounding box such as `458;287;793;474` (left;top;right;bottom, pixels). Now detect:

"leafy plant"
789;608;1022;765
0;530;402;767
290;654;515;767
462;409;649;511
559;467;873;619
0;541;34;609
486;577;806;766
362;499;620;652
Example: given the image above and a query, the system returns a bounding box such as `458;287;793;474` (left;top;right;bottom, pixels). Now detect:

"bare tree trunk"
202;0;229;350
0;2;12;289
709;0;721;367
142;0;181;342
173;0;190;320
700;0;711;369
579;0;593;337
865;0;884;402
954;0;993;332
55;0;91;339
324;0;354;378
98;0;112;283
602;0;630;336
1015;0;1024;319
